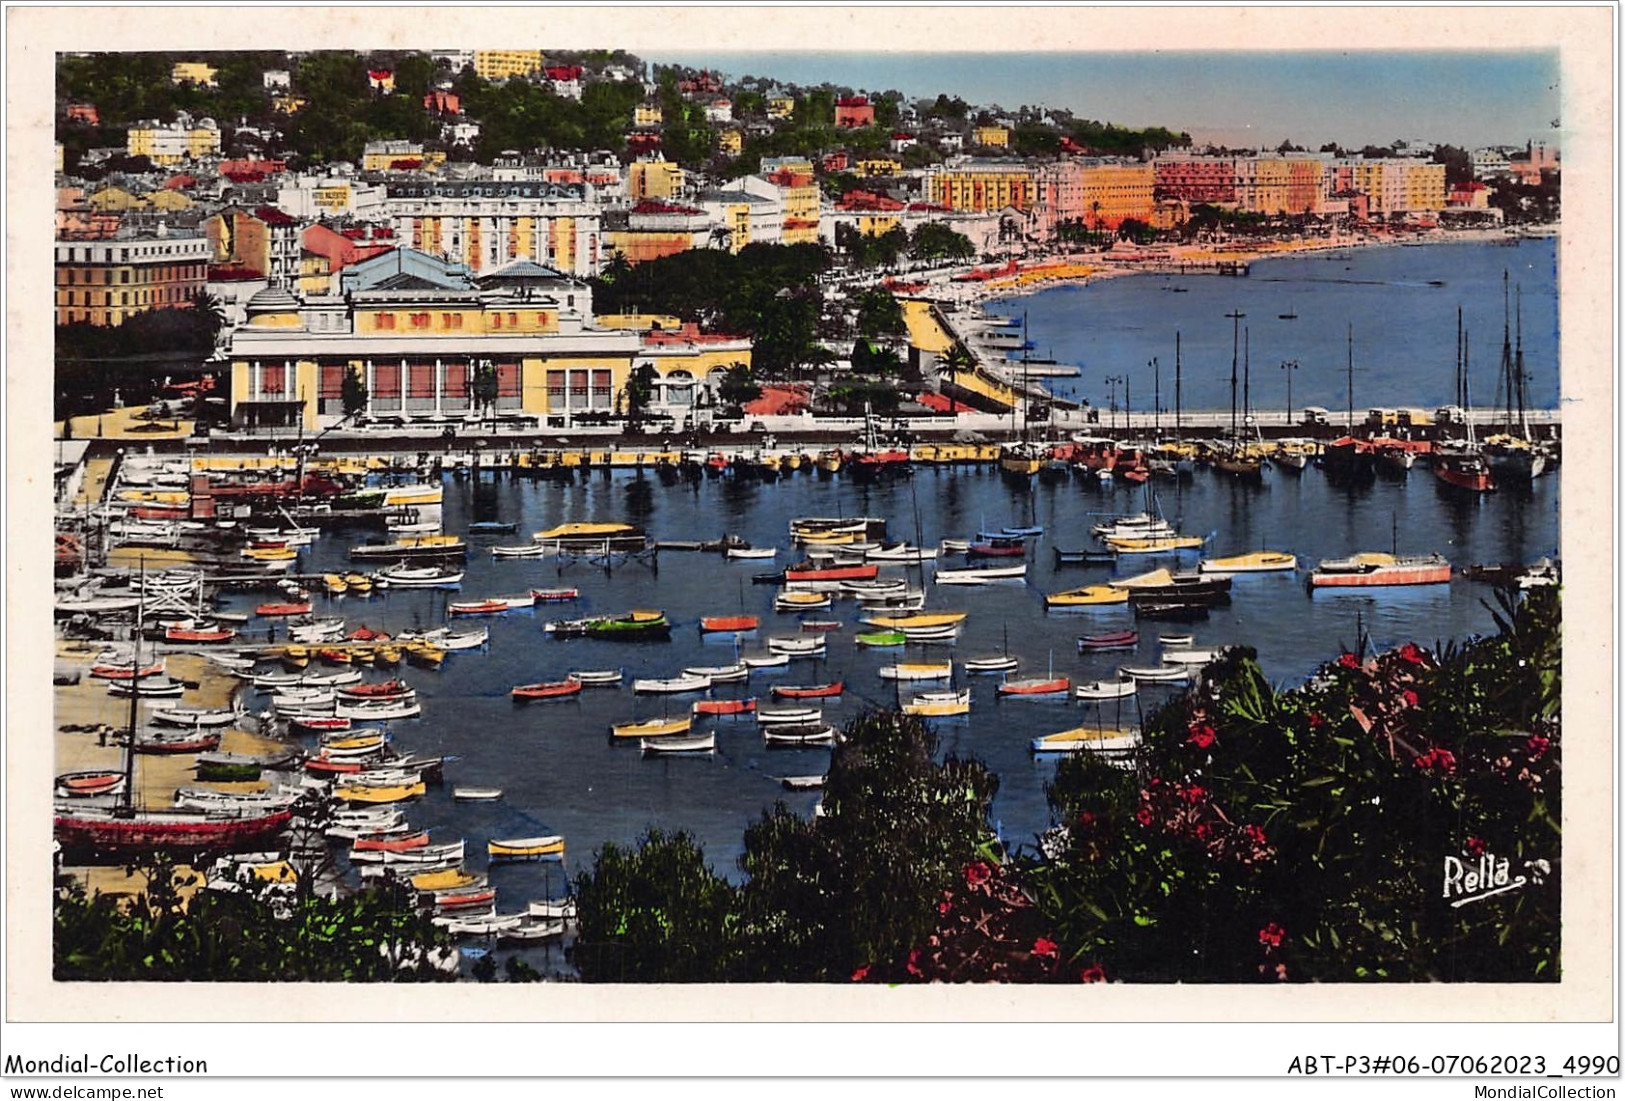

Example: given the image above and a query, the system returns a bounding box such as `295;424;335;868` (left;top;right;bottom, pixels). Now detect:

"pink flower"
1415;748;1458;775
1186;724;1217;749
1134;806;1154;827
1183;784;1208;805
938;900;952;915
850;964;871;982
1527;734;1550;761
1079;963;1107;983
906;949;922;978
1466;836;1486;857
1338;653;1361;670
1031;937;1058;959
1244;824;1268;846
1259;922;1286;948
1308;712;1327;729
1398;642;1427;665
964;861;992;887
1402;689;1420;707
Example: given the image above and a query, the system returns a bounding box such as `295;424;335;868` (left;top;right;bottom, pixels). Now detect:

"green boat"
584;609;672;641
334;489;387;510
855;629;907;648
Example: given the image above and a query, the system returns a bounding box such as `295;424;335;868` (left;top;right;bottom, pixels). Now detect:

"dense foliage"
54;856;454;982
569;588;1560;984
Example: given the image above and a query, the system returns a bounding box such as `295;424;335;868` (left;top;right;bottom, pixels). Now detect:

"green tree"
341;364;368;419
467;360;499;425
909;222;975;263
716;364;762;411
570;828;737;982
852;288;906;340
622;361;658;433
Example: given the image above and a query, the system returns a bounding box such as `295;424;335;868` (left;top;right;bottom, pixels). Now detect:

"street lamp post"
1280;359;1299;428
1104;375;1123;435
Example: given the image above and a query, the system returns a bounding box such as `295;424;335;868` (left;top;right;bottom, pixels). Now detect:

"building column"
365;359;374;415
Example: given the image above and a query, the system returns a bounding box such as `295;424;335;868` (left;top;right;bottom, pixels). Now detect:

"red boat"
771;681;845;700
348;625;391;642
784;563;879;583
967;541;1027;558
316;647;354;665
511;677;583;701
133;731;223;754
1077;630;1140;652
55;770;125;798
54;806;294;861
800;620;842;632
693;697;758;716
530;588;579;603
129;505;190;520
996;676;1072;697
1433;450;1497;493
449;599;509;616
700;615;760;633
256;602;313;617
433;886;499;911
89;660;165;681
304;755;367;777
337;679;411;699
353;830;430;853
165;624;237;644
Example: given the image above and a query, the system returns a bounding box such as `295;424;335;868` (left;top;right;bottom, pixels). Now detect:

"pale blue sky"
654;50;1562;151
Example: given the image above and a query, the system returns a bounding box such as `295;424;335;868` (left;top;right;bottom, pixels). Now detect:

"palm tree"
940;341;976;390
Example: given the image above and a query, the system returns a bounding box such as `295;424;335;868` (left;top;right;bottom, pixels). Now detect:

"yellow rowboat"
281;644;311;669
535;522;636;540
489;835;566;860
860;612;968;630
381;484;444;507
798;530;860;546
116;489;189;505
1199;551;1299;574
1030;726;1143;755
610;716;692;739
244;545;299;562
404;643;446;669
349;646;376;666
324;732;387;753
374;644;402;667
902;690;971;717
1103;534;1206;554
344;573;374;593
335;780;427;804
323;574;349;595
1045;585;1130;607
410;867;483;892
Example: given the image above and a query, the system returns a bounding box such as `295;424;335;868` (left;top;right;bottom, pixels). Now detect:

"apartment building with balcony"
55;232;212;326
126;114;221;165
473;50;544;83
379;178;603;277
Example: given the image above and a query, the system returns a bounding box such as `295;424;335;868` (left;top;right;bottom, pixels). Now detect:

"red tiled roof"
917;391;974;413
743;385;809;416
836;95;870;107
253;205;297;226
631;199;704;216
836;190;904;212
641;322;747;347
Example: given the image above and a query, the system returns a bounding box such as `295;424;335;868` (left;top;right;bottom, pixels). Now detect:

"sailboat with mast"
1320;325;1376;483
998;312;1044;479
1147;334;1196;479
54;564;297;862
1433;309;1496;493
1483;274;1550;482
1211;310;1263;479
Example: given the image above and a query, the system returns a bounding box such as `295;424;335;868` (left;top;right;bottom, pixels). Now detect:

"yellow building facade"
927;163;1036;213
718;130;744;157
171;61;217;87
1078;161;1155;229
473;50;544;82
634;103;663;127
629;160;686;200
973;126;1010;148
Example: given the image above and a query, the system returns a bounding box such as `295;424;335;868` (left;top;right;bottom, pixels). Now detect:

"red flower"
1308;711;1327;729
1259;922;1286;948
850;964;870;982
938;900;952;915
1134;806;1154;827
1079;963;1107;983
1466;836;1486;857
1338;653;1361;670
964;861;992;887
1244;824;1268;845
1076;811;1097;828
1402;689;1420;707
1398;642;1427;665
1194;823;1213;841
906;949;922;978
1527;734;1550;761
1186;724;1217;749
1032;937;1058;959
1415;748;1458;775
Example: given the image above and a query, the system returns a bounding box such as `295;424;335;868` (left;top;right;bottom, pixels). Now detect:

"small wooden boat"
349;534;467;562
429;886;499;911
761;723;838;746
1134;601;1211;622
529;587;579;604
1162;647;1224;666
344;573;374;594
488;835;566;860
903;689;971;717
497;916;568;943
55;769;126;799
1308;552;1452;589
865;543;937;563
334;779;427;804
492;543;551;559
452;786;504;802
411;868;484;892
684;661;749;683
878;662;952;682
89;659;166;681
1053;548;1118;567
767;634;825;655
1030;726;1143;755
351;840;465;867
583;610;672;641
610;716;693;740
640;732;717;755
1118;664;1192;683
1103;534;1206;555
1157;633;1195;647
511;677;583;701
967;538;1028;558
775;591;833;612
255;602;313;617
1046;585;1129;608
334;697;423;721
336;678;412;699
742;652;791;670
861;611;968;630
996;675;1071;697
570;668;624;686
725;546;778;560
771;681;844;700
1078;629;1140;652
323;574;349;596
963;655;1019;675
855;630;906;648
376;565;465;588
164;622;237;644
526;897;578;920
149;706;237;728
780;775;826;791
693;697;757;716
899;623;960;641
108;677;186;698
783;562;879;584
1074;677;1139;700
402;644;448;670
448;598;512;617
633;673;712;694
468;521;519;536
1199;551;1298;574
353;830;432;853
699;614;760;633
799;619;843;632
935;563;1027;585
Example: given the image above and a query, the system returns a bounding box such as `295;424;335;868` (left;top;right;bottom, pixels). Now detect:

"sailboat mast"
1243;326;1251;435
1500;271;1515;434
1174;333;1183;440
120;560;146;815
1345;325;1355;433
1227;309;1242;437
1515;284;1528;437
1455;307;1465;415
1151;357;1161;437
1463;328;1476;447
